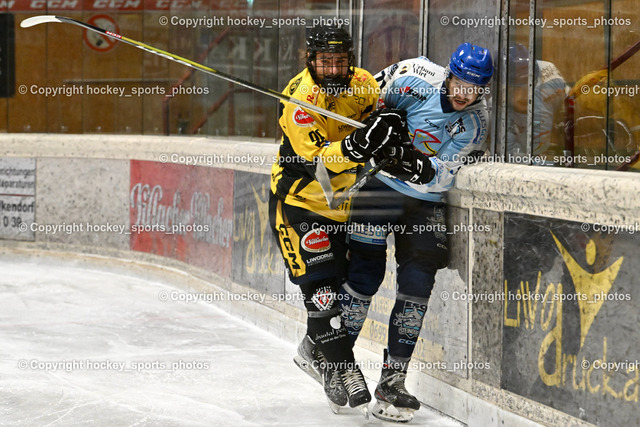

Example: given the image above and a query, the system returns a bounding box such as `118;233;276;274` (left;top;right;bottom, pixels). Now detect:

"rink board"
502;213;640;426
129;160;234;278
0;158;35;241
5;134;640;426
231;170;284;297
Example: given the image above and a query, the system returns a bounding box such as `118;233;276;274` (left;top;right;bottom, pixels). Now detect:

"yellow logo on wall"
504;231;638;402
550;232;623;348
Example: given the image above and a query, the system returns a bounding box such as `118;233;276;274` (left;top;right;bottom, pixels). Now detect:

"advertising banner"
502;213;640;425
130;160;233;277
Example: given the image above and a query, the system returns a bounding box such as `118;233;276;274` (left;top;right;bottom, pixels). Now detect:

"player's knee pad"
396;250;443;298
346;247;387;295
338;283;373;345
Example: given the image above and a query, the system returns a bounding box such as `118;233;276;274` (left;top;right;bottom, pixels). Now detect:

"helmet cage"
306;26;355;94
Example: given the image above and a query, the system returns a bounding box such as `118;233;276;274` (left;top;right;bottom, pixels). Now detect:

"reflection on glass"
361;0;420;73
506;43;568;161
507;0;640;170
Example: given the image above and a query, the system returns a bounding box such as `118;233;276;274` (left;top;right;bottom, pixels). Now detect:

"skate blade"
372;400;414;423
326;396;341;414
293;355;322;385
355;403;370;419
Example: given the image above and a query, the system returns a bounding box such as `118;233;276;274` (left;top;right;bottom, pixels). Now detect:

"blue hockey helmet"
448;43;493;86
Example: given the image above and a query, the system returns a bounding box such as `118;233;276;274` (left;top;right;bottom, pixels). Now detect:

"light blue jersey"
507;60;568;156
373;57;490;202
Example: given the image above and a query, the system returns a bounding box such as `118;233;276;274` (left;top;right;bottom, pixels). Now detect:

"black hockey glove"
370;108;407;135
375;122;412;164
341;108;407;163
383;147;435;185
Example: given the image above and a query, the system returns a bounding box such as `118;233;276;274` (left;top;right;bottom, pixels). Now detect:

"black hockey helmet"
306;25;355;93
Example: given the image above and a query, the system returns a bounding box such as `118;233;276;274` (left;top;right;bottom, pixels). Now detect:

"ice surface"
0;256;462;426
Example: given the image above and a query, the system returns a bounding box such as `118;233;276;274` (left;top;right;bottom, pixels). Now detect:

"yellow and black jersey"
271;67;380;222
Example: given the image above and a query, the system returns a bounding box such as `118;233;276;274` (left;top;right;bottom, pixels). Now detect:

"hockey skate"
293;335;348;412
293;335;324;385
339;366;371;418
323;366;348;413
372;357;421;423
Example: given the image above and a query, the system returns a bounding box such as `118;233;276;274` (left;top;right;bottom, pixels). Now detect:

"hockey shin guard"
300;280;354;364
338;283;372;346
388;293;429;359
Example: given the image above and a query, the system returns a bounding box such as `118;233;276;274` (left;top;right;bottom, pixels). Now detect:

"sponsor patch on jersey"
400;86;427;102
412;63;435;78
293;107;315;127
349;222;387;245
307;252;334;267
311;286;335;311
289;77;302;95
539;61;563;84
354;73;368;83
301;229;331;253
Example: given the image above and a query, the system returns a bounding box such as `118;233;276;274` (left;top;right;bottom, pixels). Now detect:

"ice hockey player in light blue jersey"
373;48;491;201
337;44;493;423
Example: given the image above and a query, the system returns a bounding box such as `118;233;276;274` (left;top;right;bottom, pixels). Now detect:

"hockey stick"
317;157;392;209
20;15;366;130
22;15;392;207
615;150;640;171
564;36;640;165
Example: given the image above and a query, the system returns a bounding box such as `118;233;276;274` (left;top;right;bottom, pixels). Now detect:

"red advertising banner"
130;160;233;278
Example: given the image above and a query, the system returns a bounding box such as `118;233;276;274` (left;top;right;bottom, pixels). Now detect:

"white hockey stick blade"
314;157;335;208
20;15;62;28
329;158;391;209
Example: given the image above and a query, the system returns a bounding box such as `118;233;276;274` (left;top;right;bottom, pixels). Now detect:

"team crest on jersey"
413;129;442;154
301;229;331;253
293;107;315;127
392;301;426;339
312;286;335;311
446;118;466;137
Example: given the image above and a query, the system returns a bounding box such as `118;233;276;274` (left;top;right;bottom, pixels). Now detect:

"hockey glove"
341;108;406;163
383;147;435;185
370;108;407;135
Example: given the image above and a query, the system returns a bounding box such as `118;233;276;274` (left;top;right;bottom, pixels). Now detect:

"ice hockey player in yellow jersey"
269;25;405;416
